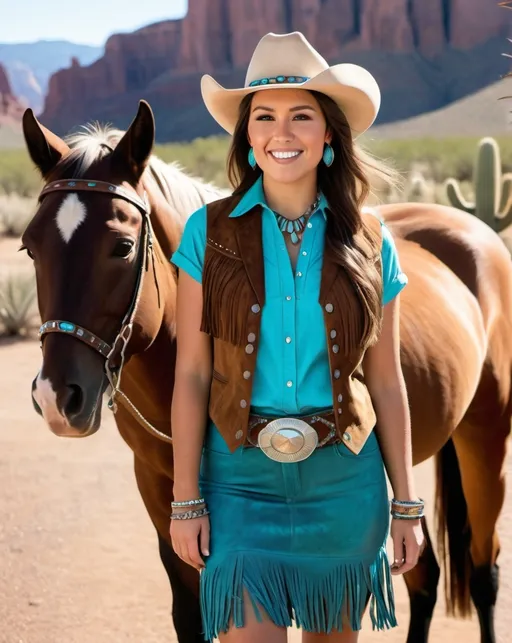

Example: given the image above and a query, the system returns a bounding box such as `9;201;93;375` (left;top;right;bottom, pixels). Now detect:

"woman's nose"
273;119;294;141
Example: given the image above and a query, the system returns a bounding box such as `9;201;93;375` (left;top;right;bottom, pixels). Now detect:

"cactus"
445;137;512;233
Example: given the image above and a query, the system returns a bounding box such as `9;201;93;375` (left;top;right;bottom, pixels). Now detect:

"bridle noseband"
37;178;173;444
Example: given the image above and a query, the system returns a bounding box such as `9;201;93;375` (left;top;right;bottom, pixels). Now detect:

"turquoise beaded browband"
249;75;311;87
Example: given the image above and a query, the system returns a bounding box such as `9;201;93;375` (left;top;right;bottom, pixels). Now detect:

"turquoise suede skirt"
198;425;397;640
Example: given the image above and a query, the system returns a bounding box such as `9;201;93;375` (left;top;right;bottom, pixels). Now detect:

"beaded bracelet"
390;497;425;520
171;497;205;508
391;498;424;507
391;511;424;520
170;507;210;521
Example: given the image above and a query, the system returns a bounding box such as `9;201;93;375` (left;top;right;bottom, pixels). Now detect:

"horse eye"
112;239;135;258
19;245;35;260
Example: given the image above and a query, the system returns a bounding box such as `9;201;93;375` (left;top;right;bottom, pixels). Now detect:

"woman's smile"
268;149;303;163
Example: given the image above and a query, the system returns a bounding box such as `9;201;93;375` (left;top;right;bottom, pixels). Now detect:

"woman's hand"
170;516;210;571
390;517;424;575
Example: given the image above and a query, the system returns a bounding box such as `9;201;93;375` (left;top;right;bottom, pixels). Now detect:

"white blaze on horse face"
33;372;70;431
55;193;87;243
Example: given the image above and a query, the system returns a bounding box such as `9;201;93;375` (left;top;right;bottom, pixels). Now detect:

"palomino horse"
21;101;512;643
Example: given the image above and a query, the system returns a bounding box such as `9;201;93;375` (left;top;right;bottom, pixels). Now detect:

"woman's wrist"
173;484;202;502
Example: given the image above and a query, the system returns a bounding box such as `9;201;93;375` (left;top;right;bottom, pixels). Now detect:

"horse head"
21;101;170;437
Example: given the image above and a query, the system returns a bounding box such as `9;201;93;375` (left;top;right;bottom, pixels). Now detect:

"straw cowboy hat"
200;31;381;136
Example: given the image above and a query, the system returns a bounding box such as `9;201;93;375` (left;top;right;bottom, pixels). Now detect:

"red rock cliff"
41;0;511;140
0;63;25;122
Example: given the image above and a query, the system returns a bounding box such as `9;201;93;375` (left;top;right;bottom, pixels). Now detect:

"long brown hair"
226;91;400;350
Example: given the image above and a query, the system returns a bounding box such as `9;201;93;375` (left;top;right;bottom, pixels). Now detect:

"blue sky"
1;0;188;46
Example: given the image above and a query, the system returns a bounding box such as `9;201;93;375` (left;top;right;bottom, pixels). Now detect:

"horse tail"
434;437;472;617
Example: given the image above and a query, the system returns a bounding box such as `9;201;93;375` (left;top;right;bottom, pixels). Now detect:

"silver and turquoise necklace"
273;195;320;245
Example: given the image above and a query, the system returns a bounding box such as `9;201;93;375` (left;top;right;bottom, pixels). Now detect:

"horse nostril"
62;384;84;418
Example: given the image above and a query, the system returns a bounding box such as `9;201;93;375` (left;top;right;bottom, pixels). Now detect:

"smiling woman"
169;31;424;643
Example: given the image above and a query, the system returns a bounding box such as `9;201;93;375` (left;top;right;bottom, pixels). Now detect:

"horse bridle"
37;178;173;444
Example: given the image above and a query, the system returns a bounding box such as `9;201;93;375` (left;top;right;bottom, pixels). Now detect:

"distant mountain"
0;40;102;113
38;0;512;143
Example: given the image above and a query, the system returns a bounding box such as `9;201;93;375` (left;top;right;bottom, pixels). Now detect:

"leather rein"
37;178;173;444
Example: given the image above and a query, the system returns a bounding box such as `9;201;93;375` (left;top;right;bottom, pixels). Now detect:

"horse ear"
111;100;155;183
22;108;70;177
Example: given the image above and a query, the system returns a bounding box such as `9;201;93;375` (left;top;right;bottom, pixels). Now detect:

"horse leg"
451;418;509;643
157;531;208;643
402;516;440;643
132;456;207;642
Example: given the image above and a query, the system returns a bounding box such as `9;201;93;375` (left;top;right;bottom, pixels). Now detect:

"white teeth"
271;151;301;159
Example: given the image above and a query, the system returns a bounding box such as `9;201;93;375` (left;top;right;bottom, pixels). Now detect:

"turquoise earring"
323;143;334;167
248;147;257;169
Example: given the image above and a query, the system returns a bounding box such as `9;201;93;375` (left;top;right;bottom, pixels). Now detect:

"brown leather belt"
245;410;339;462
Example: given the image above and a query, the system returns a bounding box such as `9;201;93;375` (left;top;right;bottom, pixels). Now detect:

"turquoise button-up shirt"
172;177;407;438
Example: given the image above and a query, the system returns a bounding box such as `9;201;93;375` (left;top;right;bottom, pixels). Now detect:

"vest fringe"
200;246;251;346
199;546;397;638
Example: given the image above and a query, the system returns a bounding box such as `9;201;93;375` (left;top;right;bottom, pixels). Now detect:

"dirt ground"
1;236;511;643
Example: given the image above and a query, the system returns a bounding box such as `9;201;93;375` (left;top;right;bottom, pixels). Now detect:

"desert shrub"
0;193;36;237
0;149;42;196
0;272;38;337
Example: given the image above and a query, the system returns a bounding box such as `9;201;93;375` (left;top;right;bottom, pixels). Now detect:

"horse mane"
55;122;228;217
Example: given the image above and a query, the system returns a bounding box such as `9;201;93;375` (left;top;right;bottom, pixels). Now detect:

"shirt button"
235;429;244;440
343;432;351;442
338;408;343;414
307;222;313;228
286;296;292;301
337;394;343;403
334;369;341;379
296;271;302;277
245;344;254;354
247;332;256;342
325;303;333;313
240;399;247;408
330;329;337;339
332;344;339;354
286;380;293;388
302;251;307;256
243;370;251;379
251;304;261;314
285;337;292;343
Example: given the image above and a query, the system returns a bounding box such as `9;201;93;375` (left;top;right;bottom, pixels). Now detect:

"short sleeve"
170;205;207;284
381;222;408;305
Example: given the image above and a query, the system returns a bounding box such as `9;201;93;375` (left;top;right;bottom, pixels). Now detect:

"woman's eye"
293;113;311;120
112;239;135;258
256;115;273;121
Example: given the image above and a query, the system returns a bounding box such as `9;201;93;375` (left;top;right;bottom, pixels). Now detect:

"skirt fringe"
200;545;397;639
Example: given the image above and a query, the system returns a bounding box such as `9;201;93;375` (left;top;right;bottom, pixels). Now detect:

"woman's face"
247;89;331;186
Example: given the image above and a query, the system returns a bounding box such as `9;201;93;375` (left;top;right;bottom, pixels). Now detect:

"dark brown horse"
21;101;512;643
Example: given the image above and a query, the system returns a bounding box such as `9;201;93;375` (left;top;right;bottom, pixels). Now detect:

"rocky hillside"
371;79;512;139
39;0;512;141
0;64;25;148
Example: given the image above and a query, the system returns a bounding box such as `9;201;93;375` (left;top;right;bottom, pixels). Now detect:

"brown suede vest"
200;194;383;454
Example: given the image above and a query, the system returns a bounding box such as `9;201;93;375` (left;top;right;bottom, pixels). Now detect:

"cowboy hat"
200;32;381;136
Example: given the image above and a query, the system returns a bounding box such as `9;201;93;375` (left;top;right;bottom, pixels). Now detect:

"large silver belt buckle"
257;418;318;463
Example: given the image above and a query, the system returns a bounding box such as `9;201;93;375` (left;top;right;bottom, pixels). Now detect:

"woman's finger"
390;531;405;575
396;532;421;575
186;534;205;570
200;519;210;558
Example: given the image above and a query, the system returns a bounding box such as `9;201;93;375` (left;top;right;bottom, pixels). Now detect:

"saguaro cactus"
445;137;512;233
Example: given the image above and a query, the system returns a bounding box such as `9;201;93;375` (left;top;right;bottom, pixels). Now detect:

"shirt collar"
229;175;328;221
